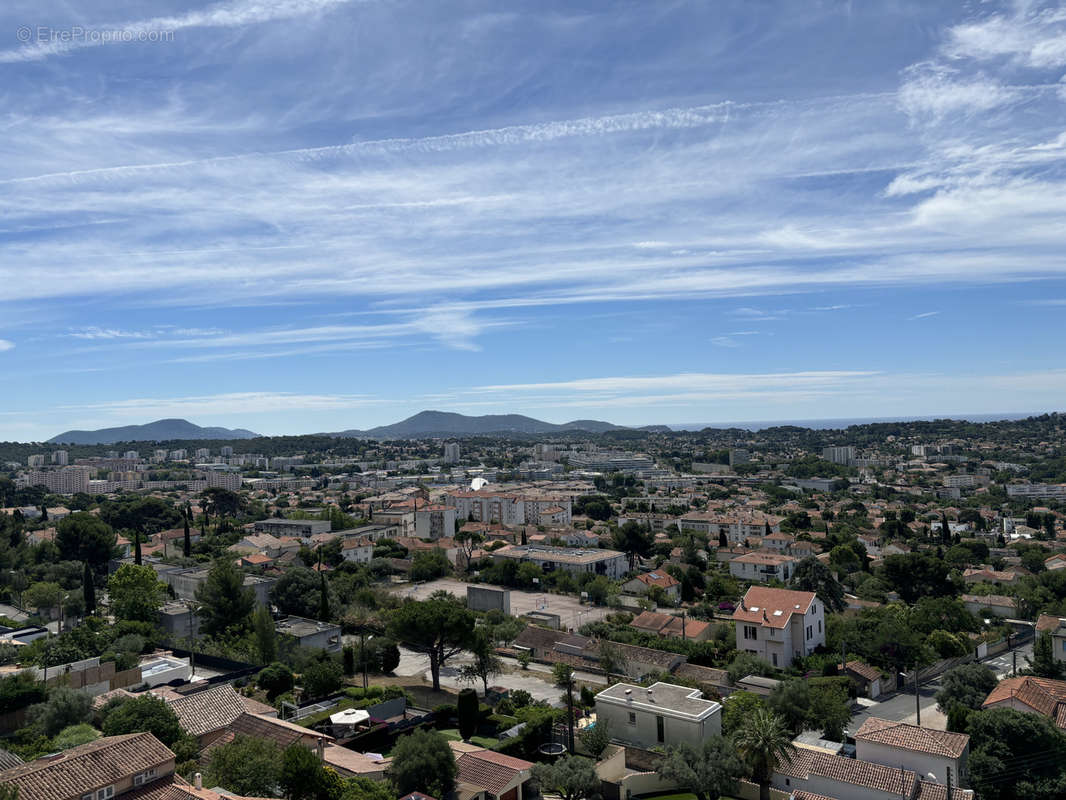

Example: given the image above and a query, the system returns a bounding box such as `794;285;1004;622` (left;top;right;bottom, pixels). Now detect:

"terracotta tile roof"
455;749;532;795
778;749;917;795
734;586;816;629
630;610;711;640
635;571;680;589
983;675;1066;726
0;732;174;800
915;780;976;800
1036;613;1065;633
855;717;969;757
0;748;22;771
167;684;248;737
841;660;884;682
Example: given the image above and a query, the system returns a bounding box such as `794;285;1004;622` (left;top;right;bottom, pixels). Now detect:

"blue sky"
1;0;1065;440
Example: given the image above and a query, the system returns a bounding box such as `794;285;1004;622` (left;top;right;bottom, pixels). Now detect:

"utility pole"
946;766;953;799
914;667;921;727
565;677;575;755
1012;650;1017;677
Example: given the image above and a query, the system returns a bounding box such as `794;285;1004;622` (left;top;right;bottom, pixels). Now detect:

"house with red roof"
734;586;825;669
621;570;680;602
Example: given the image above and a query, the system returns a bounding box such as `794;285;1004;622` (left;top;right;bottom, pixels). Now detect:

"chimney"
624;688;632;702
194;773;202;790
317;737;325;760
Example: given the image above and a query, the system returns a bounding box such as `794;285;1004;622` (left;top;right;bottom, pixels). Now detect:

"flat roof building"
595;681;721;749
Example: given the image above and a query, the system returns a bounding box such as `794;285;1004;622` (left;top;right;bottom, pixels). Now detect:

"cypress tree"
134;531;142;565
183;504;192;558
82;561;96;615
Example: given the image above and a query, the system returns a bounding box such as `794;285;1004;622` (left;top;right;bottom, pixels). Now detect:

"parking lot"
390;577;612;632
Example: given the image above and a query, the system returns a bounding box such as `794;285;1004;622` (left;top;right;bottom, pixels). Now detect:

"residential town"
0;413;1064;799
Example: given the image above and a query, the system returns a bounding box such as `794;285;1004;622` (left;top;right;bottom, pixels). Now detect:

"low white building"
595;682;721;749
733;586;825;669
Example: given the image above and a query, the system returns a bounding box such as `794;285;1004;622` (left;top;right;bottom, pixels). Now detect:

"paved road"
848;641;1034;734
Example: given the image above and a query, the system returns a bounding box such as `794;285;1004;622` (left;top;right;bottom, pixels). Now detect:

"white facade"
734;588;826;669
595;682;721;749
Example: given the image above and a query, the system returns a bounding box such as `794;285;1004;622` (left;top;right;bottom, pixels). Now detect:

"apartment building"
567;451;657;473
18;466;92;494
448;489;572;528
443;442;461;463
729;551;799;583
253;518;332;538
415;504;457;540
734;586;825;669
491;544;627;579
822;445;856;466
676;511;782;544
1006;483;1066;499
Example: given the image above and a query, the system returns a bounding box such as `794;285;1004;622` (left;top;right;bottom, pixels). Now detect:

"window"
628;712;636;725
96;788;114;800
818;620;822;634
656;715;665;743
772;653;778;667
743;625;758;641
806;625;813;640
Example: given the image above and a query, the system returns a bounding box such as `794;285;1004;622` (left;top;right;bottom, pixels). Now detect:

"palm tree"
733;707;795;800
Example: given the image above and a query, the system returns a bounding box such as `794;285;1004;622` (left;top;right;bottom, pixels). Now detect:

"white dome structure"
470;476;489;491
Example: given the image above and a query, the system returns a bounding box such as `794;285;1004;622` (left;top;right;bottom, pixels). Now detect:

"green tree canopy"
195;558;256;637
386;592;474;691
389;729;457;798
107;564;166;623
55;512;116;569
935;663;999;713
532;755;602;800
206;735;281;797
734;707;795;800
101;694;183;745
655;737;745;800
789;557;845;612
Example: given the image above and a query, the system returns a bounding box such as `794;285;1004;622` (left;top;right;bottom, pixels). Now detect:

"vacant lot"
391;576;612;631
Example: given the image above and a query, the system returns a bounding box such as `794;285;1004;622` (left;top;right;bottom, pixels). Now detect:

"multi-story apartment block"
18;466;92;495
734;586;825;669
26;454;46;467
169;449;187;461
443;442;461;464
729;551;799;583
220;446;234;457
491;544;627;579
1006;483;1066;499
448;490;572;528
414;504;457;540
822;445;856;466
194;448;211;461
567;451;657;473
676;512;781;544
123;450;140;460
51;450;69;465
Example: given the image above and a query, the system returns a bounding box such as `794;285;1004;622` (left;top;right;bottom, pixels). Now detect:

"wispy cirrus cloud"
908;311;941;320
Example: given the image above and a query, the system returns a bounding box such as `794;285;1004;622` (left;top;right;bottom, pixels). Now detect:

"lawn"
436;728;500;748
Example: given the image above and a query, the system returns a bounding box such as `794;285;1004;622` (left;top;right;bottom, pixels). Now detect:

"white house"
341;536;374;564
595;682;721;749
733;587;825;669
854;717;969;788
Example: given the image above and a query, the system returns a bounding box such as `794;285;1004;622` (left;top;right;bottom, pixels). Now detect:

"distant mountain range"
45;410;648;445
332;410;630;439
47;418;260;445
